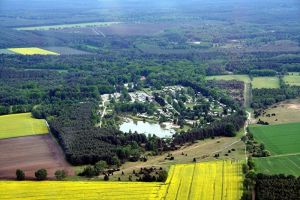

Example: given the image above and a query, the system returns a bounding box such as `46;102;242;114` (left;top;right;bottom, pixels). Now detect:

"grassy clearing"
0;113;48;139
252;77;280;89
0;161;243;200
8;47;59;55
206;75;251;83
249;123;300;155
257;98;300;124
206;75;280;89
254;154;300;176
16;22;121;31
283;72;300;86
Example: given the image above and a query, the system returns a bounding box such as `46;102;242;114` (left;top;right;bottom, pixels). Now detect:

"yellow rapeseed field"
0;161;243;200
8;47;59;55
0;113;48;139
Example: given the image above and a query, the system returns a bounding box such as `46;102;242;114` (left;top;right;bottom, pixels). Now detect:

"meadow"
283;73;300;86
257;98;300;124
0;113;48;139
8;47;59;55
206;75;251;83
16;22;121;31
0;161;243;200
206;75;280;89
251;77;280;89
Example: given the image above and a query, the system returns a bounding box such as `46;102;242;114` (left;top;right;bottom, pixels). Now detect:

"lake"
119;118;175;138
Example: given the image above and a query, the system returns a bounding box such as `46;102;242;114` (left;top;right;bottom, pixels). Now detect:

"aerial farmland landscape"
0;0;299;199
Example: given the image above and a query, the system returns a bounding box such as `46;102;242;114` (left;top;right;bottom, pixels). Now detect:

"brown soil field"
0;134;74;179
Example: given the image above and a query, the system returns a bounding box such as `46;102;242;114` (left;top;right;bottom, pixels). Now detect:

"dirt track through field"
0;134;73;179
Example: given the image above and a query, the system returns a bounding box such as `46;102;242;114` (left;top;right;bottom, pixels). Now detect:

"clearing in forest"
283;72;300;86
0;113;48;139
251;77;280;89
207;75;280;89
7;47;59;55
0;161;243;200
206;75;251;83
257;98;300;124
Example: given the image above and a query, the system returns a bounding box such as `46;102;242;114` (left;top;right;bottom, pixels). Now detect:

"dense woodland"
255;174;300;200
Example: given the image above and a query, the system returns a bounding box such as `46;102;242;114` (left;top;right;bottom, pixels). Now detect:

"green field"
254;155;300;176
206;75;251;83
284;73;300;86
0;113;48;139
249;123;300;175
16;22;121;31
249;123;300;155
252;77;280;89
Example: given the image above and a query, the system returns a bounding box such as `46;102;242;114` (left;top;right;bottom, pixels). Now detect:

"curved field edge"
0;161;243;200
0;113;48;139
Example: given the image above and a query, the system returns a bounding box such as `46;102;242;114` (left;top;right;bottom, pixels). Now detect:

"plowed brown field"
0;134;73;179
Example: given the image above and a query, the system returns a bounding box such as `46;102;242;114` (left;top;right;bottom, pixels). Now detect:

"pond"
119;118;175;138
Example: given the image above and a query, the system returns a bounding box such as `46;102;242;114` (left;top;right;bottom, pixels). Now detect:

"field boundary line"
257;152;300;159
187;163;196;200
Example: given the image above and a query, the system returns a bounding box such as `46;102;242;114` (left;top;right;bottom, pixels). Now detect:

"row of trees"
16;169;66;181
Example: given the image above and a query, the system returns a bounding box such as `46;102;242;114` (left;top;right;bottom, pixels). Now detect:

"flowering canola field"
0;161;243;200
8;47;59;55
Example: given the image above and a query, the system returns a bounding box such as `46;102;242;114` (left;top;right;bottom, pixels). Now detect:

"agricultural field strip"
7;47;59;55
249;123;300;155
0;161;243;200
206;75;280;89
254;154;300;176
0;113;48;139
16;22;121;31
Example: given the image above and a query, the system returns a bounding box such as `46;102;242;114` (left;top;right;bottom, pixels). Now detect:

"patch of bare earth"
0;134;74;179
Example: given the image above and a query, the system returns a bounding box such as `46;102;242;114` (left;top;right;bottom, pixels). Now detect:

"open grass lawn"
8;47;59;55
252;77;280;89
206;75;251;83
0;113;48;139
16;22;120;31
250;123;300;175
284;72;300;86
249;123;300;155
254;154;300;176
0;161;243;200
